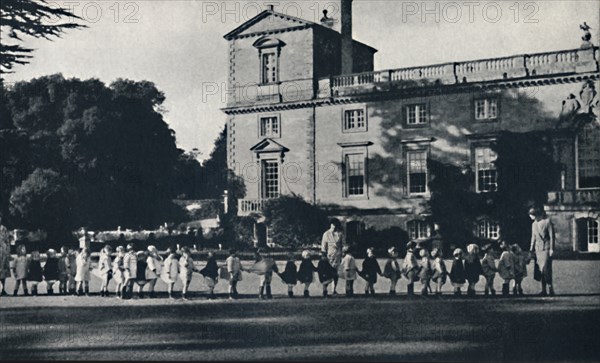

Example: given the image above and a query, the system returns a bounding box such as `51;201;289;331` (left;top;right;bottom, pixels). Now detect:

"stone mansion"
222;1;600;254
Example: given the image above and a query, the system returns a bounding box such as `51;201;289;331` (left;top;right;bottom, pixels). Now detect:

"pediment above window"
253;36;286;49
250;138;289;160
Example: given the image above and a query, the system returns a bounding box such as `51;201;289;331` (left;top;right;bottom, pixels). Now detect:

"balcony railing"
238;199;266;216
547;190;600;206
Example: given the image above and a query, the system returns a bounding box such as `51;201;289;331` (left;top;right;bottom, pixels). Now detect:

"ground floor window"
261;160;279;199
408;220;431;240
477;219;500;240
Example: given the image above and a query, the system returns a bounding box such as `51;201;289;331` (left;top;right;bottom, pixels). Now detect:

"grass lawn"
0;260;599;361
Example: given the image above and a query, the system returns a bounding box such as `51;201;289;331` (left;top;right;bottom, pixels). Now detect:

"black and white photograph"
0;0;599;361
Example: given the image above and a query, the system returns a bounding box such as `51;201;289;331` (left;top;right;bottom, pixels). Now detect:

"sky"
3;0;599;160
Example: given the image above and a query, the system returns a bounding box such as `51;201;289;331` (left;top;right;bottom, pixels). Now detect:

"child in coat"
226;249;242;300
112;246;126;299
403;242;419;296
122;243;138;299
200;251;219;300
75;248;92;296
340;246;357;297
316;251;336;298
161;247;179;299
43;249;60;295
278;252;298;298
431;248;447;296
135;250;149;298
360;248;381;296
464;244;483;297
449;248;466;295
418;248;433;296
146;245;163;299
27;249;43;296
254;249;278;299
67;248;77;295
511;244;530;296
498;240;515;297
97;245;113;297
57;246;70;295
481;244;497;296
383;247;402;296
179;247;198;300
297;250;316;297
13;244;29;296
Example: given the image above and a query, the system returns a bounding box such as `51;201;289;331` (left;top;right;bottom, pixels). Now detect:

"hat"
127;243;135;251
431;248;440;257
47;249;56;257
147;245;158;254
406;241;416;250
302;250;311;259
136;250;147;257
466;244;479;254
453;248;463;257
419;249;429;257
342;246;350;253
482;244;493;253
388;247;398;256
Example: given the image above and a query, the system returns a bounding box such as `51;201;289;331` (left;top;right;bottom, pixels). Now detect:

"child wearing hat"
97;245;113;297
226;249;243;300
112;246;126;298
383;247;401;296
200;251;219;300
161;246;179;299
511;244;530;296
179;247;198;300
57;246;70;295
316;251;336;298
253;248;279;299
43;249;60;295
418;248;433;296
498;240;515;297
27;249;43;296
13;244;29;296
74;248;92;296
481;244;497;296
449;248;466;295
297;250;317;297
123;243;138;299
360;247;382;296
340;246;357;297
402;242;419;296
464;244;483;297
278;252;298;298
431;248;447;296
146;245;163;299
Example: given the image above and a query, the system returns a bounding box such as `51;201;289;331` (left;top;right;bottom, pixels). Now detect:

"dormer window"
254;37;286;85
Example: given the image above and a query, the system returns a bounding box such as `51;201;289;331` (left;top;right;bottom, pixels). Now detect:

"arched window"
407;220;431;240
577;123;600;189
476;218;500;240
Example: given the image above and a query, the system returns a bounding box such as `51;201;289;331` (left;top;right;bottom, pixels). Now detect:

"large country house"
222;1;600;254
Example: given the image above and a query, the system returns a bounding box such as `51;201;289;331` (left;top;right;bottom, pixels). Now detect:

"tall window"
408;151;428;195
577;124;600;189
260;116;280;138
406;104;428;125
588;219;599;245
261;52;278;84
345;153;366;196
475;99;498;120
343;109;366;132
262;160;279;199
475;147;498;193
477;219;500;240
408;220;431;240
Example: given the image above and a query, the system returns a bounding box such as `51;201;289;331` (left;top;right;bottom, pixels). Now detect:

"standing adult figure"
321;218;344;295
529;207;555;296
0;218;12;296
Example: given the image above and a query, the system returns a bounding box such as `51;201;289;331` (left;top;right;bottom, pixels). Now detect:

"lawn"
0;260;599;361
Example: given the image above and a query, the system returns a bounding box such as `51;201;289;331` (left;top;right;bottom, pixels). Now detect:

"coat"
123;252;137;281
481;254;497;279
200;257;219;280
530;218;555;252
136;258;148;282
339;254;357;281
321;230;343;268
464;255;483;284
226;255;242;281
58;255;70;282
279;261;298;285
146;255;163;280
14;255;29;280
498;251;515;280
161;255;179;284
297;259;316;283
0;239;11;280
402;251;419;283
97;254;112;278
432;257;447;284
179;255;195;282
449;258;466;284
75;255;91;282
383;258;402;281
513;252;530;280
361;256;381;284
43;257;60;281
112;256;125;284
28;259;43;282
418;257;433;282
316;259;336;284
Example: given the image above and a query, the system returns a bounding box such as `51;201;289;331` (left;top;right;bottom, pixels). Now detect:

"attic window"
254;37;285;85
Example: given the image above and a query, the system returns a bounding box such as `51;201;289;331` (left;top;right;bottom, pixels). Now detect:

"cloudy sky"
3;0;599;160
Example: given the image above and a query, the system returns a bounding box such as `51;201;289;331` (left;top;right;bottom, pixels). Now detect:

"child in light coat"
179;247;198;300
297;250;316;298
161;247;179;299
43;249;60;295
13;244;29;296
200;251;219;300
464;244;483;297
97;245;113;297
383;247;402;296
67;248;77;295
146;245;163;299
481;244;497;296
403;242;419;296
498;241;515;297
340;246;357;297
278;252;298;298
316;251;336;298
122;243;138;299
449;248;466;295
431;249;447;296
226;249;242;300
253;249;278;299
75;248;92;296
57;246;70;295
360;247;382;296
418;248;433;296
27;249;43;296
112;246;126;299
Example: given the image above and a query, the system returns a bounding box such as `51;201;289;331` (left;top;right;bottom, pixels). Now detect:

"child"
498;240;515;297
316;251;336;298
481;244;497;296
511;244;530;296
67;248;77;295
255;249;278;299
161;247;179;299
97;245;113;297
135;250;149;298
112;246;126;298
431;249;447;296
383;247;401;296
43;249;60;295
449;248;466;296
418;248;433;296
464;244;483;297
297;250;316;298
27;249;43;296
57;246;70;295
402;242;419;296
360;247;381;296
340;246;357;297
75;248;92;296
225;249;242;300
13;244;29;296
278;252;298;298
146;245;163;299
200;251;219;300
179;247;197;300
123;243;138;299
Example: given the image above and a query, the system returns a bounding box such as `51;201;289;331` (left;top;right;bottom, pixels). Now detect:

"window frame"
340;144;371;200
476;218;500;240
342;107;368;133
407;220;431;240
587;219;599;245
260;158;280;200
473;97;499;121
258;114;281;138
474;146;498;193
404;103;430;128
576;124;600;190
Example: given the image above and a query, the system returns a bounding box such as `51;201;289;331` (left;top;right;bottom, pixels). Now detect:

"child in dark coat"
27;250;43;296
464;244;483;297
43;249;60;295
450;248;466;296
278;252;298;298
200;252;219;299
317;251;336;297
383;247;401;295
360;248;382;296
297;250;316;297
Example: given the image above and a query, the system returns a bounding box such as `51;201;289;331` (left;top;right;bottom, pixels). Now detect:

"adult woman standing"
529;207;555;296
0;220;11;296
321;218;344;295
